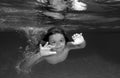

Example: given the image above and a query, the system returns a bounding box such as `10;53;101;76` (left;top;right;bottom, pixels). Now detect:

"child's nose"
56;42;62;47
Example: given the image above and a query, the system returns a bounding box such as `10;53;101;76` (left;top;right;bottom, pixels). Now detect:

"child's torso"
44;48;69;64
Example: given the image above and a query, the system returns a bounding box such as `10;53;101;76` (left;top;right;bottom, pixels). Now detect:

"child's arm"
16;51;43;73
67;33;86;50
22;42;57;66
16;42;56;73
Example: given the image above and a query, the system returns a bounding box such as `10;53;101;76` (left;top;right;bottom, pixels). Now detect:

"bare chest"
45;49;69;64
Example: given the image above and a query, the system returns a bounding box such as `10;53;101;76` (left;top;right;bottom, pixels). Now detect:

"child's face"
49;33;66;52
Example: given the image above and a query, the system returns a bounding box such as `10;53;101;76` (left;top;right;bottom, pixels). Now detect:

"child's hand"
40;42;57;56
71;33;85;45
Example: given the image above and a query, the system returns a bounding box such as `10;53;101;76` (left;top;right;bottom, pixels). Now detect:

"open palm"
40;42;56;56
71;33;85;45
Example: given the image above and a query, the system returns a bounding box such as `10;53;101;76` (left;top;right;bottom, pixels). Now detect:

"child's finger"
44;42;48;47
40;44;42;48
75;34;79;36
50;45;56;48
48;51;57;55
48;45;55;48
72;35;75;39
72;35;74;38
80;33;82;35
41;51;57;56
47;45;52;48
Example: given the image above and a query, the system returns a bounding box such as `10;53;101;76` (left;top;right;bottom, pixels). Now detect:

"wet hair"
42;27;70;44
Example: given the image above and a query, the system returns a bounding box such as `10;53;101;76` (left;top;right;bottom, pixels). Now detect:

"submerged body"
16;27;86;73
44;44;69;64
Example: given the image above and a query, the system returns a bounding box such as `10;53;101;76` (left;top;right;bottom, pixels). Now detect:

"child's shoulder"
66;42;75;49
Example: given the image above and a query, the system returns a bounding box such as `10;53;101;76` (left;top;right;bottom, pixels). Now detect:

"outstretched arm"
67;33;86;50
16;42;56;73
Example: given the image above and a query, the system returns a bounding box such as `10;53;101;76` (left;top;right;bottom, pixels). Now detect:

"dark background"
0;31;120;78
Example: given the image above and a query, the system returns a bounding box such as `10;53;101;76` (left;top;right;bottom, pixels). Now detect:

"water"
0;31;120;78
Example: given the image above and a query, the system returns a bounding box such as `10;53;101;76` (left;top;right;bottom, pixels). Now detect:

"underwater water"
0;31;120;78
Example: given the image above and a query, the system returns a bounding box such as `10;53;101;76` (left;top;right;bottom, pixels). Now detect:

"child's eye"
50;41;55;44
60;40;63;42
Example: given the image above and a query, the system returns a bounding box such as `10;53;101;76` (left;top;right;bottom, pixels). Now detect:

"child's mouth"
53;47;62;50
